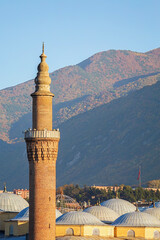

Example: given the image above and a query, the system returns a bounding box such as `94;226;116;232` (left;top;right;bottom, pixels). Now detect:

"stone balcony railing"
24;129;60;139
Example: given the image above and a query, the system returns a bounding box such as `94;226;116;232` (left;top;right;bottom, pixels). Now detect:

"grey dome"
143;207;160;220
0;192;29;212
101;198;136;215
83;206;119;223
56;211;104;225
11;208;62;221
112;211;160;227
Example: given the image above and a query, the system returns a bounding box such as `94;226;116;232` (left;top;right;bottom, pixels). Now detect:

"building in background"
13;189;29;199
92;185;124;192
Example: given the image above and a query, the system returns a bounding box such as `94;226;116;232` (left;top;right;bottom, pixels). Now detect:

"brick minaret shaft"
25;44;60;240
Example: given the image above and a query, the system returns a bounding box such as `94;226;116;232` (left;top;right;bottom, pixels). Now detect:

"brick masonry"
26;138;59;240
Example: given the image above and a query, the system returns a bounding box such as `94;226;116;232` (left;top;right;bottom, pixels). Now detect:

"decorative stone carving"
26;139;59;162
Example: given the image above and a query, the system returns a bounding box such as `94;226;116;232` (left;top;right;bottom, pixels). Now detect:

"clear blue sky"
0;0;159;90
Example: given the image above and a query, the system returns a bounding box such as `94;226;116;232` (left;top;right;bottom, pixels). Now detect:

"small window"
154;230;160;239
66;228;74;236
93;228;100;236
127;229;135;238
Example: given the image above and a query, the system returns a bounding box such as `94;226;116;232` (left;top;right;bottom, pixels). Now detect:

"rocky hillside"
0;48;160;142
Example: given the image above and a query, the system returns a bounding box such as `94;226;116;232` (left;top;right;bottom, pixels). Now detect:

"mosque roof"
143;207;160;220
0;192;29;212
112;211;160;227
56;211;105;225
83;206;119;223
11;207;29;221
10;207;62;221
101;198;136;215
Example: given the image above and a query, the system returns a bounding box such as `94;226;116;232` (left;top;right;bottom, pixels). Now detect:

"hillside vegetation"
56;81;160;187
0;81;160;189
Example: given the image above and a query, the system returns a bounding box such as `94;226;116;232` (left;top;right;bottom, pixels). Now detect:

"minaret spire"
42;42;44;54
34;43;52;93
31;44;54;131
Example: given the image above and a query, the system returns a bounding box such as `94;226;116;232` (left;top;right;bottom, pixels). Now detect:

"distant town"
3;181;160;206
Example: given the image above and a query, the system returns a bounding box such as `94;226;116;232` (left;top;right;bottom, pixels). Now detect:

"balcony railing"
24;129;60;139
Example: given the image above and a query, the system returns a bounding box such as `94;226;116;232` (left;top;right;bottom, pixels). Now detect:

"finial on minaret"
42;42;44;54
136;206;139;212
33;44;53;93
153;201;156;208
116;191;119;199
3;182;7;193
135;203;139;212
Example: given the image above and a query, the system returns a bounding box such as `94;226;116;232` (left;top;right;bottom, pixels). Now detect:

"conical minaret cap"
34;43;52;92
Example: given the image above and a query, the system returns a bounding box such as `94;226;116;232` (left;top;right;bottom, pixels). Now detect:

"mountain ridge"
0;81;160;189
1;47;160;142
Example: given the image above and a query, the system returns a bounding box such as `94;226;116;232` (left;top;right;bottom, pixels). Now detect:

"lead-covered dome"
143;207;160;220
10;207;62;221
56;211;104;225
0;192;29;212
11;207;29;221
101;198;136;215
83;206;119;223
112;211;160;227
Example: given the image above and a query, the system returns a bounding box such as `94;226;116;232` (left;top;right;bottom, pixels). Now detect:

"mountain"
1;81;160;189
1;48;160;142
56;81;160;187
0;140;28;189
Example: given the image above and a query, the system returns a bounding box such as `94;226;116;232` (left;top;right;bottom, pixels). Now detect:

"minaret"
24;44;60;240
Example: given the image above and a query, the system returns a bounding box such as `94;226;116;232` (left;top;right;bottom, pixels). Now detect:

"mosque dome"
0;192;29;212
83;206;119;223
10;207;62;222
101;198;136;215
143;207;160;220
11;207;29;221
56;211;104;225
112;211;160;227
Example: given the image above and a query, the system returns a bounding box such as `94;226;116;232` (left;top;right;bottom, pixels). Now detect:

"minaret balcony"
24;129;60;139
